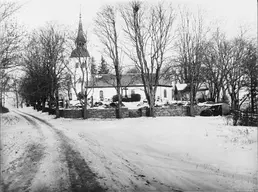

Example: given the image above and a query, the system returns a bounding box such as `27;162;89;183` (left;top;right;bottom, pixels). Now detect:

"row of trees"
94;1;257;120
1;1;257;123
19;26;68;117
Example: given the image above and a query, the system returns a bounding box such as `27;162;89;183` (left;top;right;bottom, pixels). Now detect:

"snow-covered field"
1;106;257;192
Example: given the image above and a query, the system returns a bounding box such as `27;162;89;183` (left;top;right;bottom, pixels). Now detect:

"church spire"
75;11;86;46
70;11;90;58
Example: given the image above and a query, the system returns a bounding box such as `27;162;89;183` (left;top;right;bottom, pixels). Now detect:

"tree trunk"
230;93;239;126
116;86;122;119
55;87;60;118
83;94;88;119
42;98;46;111
189;81;195;117
15;89;19;109
148;91;155;117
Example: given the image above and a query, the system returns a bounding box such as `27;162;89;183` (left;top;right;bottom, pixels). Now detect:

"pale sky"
13;0;257;65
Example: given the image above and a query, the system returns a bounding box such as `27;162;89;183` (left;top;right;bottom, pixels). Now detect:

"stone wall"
87;108;129;119
43;105;208;119
193;105;209;116
154;106;187;116
58;107;129;119
59;109;83;118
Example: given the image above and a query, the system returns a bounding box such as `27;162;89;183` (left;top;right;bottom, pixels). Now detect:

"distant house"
174;83;209;101
86;73;174;103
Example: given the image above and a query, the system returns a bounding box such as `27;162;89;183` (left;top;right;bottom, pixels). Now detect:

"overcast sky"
14;0;257;64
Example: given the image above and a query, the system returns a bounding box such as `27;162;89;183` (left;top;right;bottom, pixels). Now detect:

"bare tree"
0;1;23;106
242;40;257;114
95;5;123;118
121;1;176;117
21;35;50;110
202;28;232;102
175;7;207;116
225;32;249;125
38;24;68;118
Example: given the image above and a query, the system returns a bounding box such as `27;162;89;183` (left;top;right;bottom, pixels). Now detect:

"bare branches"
0;1;21;23
0;1;23;105
0;2;23;71
95;5;123;118
121;1;176;116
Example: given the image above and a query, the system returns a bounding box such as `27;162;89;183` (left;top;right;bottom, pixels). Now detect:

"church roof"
87;73;172;88
70;46;90;58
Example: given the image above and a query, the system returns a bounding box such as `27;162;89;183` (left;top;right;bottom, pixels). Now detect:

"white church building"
66;14;176;105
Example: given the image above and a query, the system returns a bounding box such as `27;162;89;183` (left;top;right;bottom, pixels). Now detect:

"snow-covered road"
1;110;105;192
1;107;257;192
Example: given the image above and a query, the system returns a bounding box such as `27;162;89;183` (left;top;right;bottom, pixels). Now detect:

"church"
66;14;203;106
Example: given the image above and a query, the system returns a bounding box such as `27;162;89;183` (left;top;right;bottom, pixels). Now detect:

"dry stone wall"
43;105;208;119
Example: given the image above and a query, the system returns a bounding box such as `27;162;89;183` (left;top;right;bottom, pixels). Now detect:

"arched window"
164;89;167;98
100;90;104;101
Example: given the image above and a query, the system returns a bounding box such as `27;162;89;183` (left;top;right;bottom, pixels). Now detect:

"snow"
176;83;188;91
1;107;257;191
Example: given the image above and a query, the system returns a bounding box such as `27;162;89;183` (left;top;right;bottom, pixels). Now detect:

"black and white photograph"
0;0;257;191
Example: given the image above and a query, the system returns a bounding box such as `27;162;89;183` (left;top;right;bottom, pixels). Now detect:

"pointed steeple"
75;12;86;46
70;12;90;58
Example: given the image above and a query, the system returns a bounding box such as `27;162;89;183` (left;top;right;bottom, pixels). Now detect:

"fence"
237;110;258;127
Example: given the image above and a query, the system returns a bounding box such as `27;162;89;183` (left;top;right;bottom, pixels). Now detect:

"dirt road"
1;108;257;192
1;110;105;192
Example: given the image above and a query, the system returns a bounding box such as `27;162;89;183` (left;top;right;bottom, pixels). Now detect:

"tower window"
164;89;167;98
100;90;104;101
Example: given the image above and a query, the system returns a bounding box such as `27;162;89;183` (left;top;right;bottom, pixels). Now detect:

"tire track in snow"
76;132;130;191
2;111;45;192
113;152;183;192
20;111;106;192
2;143;45;192
14;111;44;138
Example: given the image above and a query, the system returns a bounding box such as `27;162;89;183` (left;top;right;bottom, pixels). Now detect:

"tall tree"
224;32;249;125
98;56;109;74
0;2;23;107
121;1;176;116
242;41;257;114
95;6;123;118
21;35;50;110
202;28;231;102
40;25;67;118
175;8;207;116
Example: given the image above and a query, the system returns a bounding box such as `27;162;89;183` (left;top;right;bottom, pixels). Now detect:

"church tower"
69;12;91;101
70;13;90;58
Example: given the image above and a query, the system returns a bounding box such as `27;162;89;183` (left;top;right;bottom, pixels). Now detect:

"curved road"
1;110;105;192
1;109;257;192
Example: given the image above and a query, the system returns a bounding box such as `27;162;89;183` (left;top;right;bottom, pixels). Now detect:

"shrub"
131;94;141;102
200;109;213;116
77;92;84;100
112;94;141;102
198;97;206;103
122;97;130;102
0;105;9;113
112;95;119;102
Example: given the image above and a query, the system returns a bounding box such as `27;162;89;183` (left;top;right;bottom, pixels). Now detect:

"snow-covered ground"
1;106;257;192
